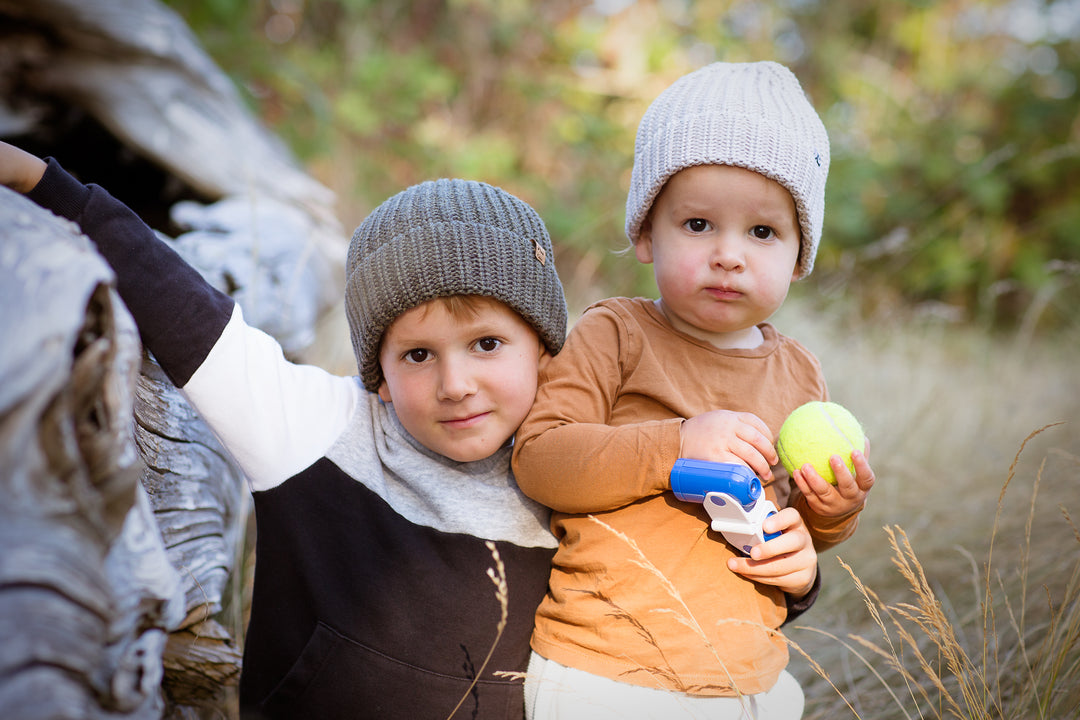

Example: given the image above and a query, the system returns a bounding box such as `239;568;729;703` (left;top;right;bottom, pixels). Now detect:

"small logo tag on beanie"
533;240;546;265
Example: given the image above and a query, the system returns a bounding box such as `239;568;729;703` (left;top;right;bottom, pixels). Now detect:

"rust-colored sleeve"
512;305;682;514
791;489;862;550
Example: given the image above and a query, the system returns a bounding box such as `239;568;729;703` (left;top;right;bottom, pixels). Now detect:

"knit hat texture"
346;178;568;392
625;61;830;278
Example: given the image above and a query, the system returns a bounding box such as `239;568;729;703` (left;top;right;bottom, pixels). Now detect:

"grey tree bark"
0;0;346;717
0;188;183;719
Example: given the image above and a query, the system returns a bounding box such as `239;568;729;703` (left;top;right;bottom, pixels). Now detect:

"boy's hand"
0;141;48;194
727;507;817;597
680;409;778;483
791;441;875;517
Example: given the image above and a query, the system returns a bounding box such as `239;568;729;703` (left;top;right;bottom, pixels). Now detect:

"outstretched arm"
0;141;47;194
3;143;357;491
12;147;235;389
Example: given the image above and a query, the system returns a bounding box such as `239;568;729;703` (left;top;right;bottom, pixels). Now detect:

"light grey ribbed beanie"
346;178;568;392
625;61;830;278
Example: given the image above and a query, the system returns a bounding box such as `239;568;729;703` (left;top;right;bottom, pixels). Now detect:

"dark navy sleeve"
27;157;234;388
781;563;821;626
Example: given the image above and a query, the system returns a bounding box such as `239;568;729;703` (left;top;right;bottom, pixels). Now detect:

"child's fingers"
715;433;775;482
748;508;807;559
729;529;817;595
796;463;833;497
829;454;855;486
681;410;776;476
831;452;873;497
737;443;774;483
789;466;810;497
740;413;779;463
761;506;802;534
737;561;815;591
748;536;797;563
851;450;875;491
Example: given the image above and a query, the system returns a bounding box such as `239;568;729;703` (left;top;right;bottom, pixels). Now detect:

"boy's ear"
634;218;655;264
537;341;553;370
377;380;392;403
791;245;804;282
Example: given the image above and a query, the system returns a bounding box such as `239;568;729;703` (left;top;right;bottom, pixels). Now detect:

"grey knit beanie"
625;61;830;278
346;178;568;392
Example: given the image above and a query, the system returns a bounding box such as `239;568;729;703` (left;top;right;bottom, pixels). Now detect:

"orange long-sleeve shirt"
513;297;860;696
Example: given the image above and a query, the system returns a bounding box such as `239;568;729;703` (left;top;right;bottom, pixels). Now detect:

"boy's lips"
440;411;491;429
706;285;744;300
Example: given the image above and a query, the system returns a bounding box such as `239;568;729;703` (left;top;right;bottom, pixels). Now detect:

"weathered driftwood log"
133;354;247;716
0;187;186;719
0;0;346;717
0;0;336;222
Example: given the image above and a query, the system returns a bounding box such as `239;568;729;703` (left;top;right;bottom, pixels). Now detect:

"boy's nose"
710;237;745;271
436;357;478;401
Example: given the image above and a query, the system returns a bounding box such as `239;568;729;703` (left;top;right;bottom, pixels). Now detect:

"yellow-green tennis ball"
777;401;864;485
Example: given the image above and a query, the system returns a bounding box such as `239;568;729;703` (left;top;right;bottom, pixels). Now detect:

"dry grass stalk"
445;541;510;720
578;516;871;714
584;515;737;693
807;426;1080;719
980;424;1063;679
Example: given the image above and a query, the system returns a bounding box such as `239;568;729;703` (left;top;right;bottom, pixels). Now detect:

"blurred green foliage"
165;0;1080;330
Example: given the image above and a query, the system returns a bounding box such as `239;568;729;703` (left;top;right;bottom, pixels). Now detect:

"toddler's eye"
685;218;710;233
406;348;430;363
750;225;775;240
475;337;502;353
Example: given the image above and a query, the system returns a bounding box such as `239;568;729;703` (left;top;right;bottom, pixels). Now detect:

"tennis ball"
777;401;864;485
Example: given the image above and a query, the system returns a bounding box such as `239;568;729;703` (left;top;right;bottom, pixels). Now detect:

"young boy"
512;62;876;718
0;141;568;719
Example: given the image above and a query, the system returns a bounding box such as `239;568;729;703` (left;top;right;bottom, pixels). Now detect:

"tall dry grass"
773;300;1080;719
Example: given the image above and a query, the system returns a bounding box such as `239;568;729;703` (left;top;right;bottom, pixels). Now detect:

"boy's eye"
405;348;430;363
475;337;502;353
750;225;775;240
685;218;710;233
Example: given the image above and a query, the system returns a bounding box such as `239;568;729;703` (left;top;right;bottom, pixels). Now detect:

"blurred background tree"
164;0;1080;334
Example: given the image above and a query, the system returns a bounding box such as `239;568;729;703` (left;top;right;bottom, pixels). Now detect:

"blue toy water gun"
670;459;781;555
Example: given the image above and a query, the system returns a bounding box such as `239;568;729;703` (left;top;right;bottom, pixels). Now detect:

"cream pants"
524;652;805;720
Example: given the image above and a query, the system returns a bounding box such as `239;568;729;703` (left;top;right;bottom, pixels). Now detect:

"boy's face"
377;296;546;463
635;164;801;349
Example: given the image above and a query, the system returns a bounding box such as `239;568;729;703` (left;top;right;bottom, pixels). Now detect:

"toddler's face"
377;296;545;462
635;164;801;349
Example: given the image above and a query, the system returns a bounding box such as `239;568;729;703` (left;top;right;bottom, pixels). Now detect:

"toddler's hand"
792;441;875;517
680;410;777;483
0;141;47;194
727;507;817;597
